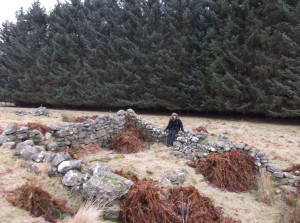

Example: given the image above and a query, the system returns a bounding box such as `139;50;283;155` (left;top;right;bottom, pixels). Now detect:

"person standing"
164;113;185;147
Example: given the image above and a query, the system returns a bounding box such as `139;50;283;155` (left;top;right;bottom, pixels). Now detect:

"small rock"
273;172;284;178
3;125;18;135
254;160;261;167
267;165;280;173
62;170;84;186
235;143;245;150
46;142;58;151
51;152;72;167
256;151;266;158
2;142;15;149
24;161;40;174
208;147;216;152
44;132;52;140
58;160;82;174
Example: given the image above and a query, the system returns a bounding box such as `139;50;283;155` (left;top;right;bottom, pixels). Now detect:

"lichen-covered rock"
3;124;18;135
83;171;134;203
91;164;112;175
267;165;281;173
51;152;72;167
162;169;188;185
32;151;56;163
57;160;82;174
62;170;84;186
20;146;40;160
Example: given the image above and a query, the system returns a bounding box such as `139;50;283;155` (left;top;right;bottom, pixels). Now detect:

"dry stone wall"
0;108;299;216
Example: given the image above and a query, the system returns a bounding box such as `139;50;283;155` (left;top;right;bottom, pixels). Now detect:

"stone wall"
0;108;299;207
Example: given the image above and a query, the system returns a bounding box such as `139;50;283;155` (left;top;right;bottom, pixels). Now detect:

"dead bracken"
188;150;258;192
25;122;51;135
6;183;73;222
109;114;151;153
117;169;240;223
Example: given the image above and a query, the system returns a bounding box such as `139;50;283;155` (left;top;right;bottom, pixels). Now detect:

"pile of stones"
34;106;52;116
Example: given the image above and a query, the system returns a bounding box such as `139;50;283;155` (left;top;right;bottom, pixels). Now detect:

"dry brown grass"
281;198;300;223
63;201;104;223
256;171;277;206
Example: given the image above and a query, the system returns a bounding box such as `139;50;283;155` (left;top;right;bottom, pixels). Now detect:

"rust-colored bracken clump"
6;183;73;222
109;114;151;153
193;126;209;134
118;170;241;223
25;122;51;135
73;115;98;123
189;150;258;192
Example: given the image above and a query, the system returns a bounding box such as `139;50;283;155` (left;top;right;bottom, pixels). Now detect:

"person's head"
171;112;178;120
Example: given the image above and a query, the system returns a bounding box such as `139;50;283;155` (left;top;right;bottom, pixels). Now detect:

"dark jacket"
165;118;184;133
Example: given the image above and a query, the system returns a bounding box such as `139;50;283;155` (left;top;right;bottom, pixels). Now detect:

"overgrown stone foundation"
0;108;299;219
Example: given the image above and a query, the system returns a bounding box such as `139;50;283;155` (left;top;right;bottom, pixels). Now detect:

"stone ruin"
0;108;299;219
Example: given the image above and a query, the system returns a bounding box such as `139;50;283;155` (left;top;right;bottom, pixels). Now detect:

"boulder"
3;125;18;135
34;106;51;116
51;152;72;167
83;171;134;203
32;151;56;163
20;146;39;160
62;170;84;186
57;160;82;174
91;164;112;175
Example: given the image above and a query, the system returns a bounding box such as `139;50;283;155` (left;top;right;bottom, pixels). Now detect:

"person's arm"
165;119;171;131
179;119;184;132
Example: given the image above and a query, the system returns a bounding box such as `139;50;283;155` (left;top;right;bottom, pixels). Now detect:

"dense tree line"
0;0;299;117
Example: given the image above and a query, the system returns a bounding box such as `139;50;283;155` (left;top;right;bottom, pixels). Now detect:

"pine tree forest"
0;0;299;118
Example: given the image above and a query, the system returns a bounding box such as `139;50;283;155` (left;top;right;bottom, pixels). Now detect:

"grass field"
0;106;299;223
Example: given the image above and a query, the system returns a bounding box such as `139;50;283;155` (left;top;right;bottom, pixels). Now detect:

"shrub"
109;114;151;153
188;150;258;192
256;171;276;205
61;113;75;122
64;201;103;223
281;197;300;223
6;183;72;222
118;170;240;223
25;122;51;135
193;126;209;134
73;115;98;123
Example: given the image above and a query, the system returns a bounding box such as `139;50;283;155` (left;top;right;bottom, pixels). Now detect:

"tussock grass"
64;201;103;223
281;198;300;223
256;171;277;206
61;113;74;122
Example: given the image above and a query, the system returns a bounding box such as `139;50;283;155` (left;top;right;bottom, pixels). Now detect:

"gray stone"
177;137;188;143
254;160;261;167
51;152;72;167
162;169;188;185
2;142;15;149
191;137;199;143
46;142;58;151
250;148;257;157
267;165;281;173
235;143;245;150
256;151;266;158
31;151;56;163
48;166;58;177
283;172;294;179
29;130;43;144
20;146;39;160
103;202;121;220
24;161;40;174
91;164;112;175
197;153;208;158
56;130;67;138
273;172;284;178
17;133;29;140
44;132;52;140
62;170;84;186
173;141;182;148
34;106;51;116
14;140;35;155
244;145;251;151
50;123;59;131
208;147;216;152
3;125;18;135
224;145;231;152
19;126;29;134
280;185;298;195
83;171;134;203
58;160;82;174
